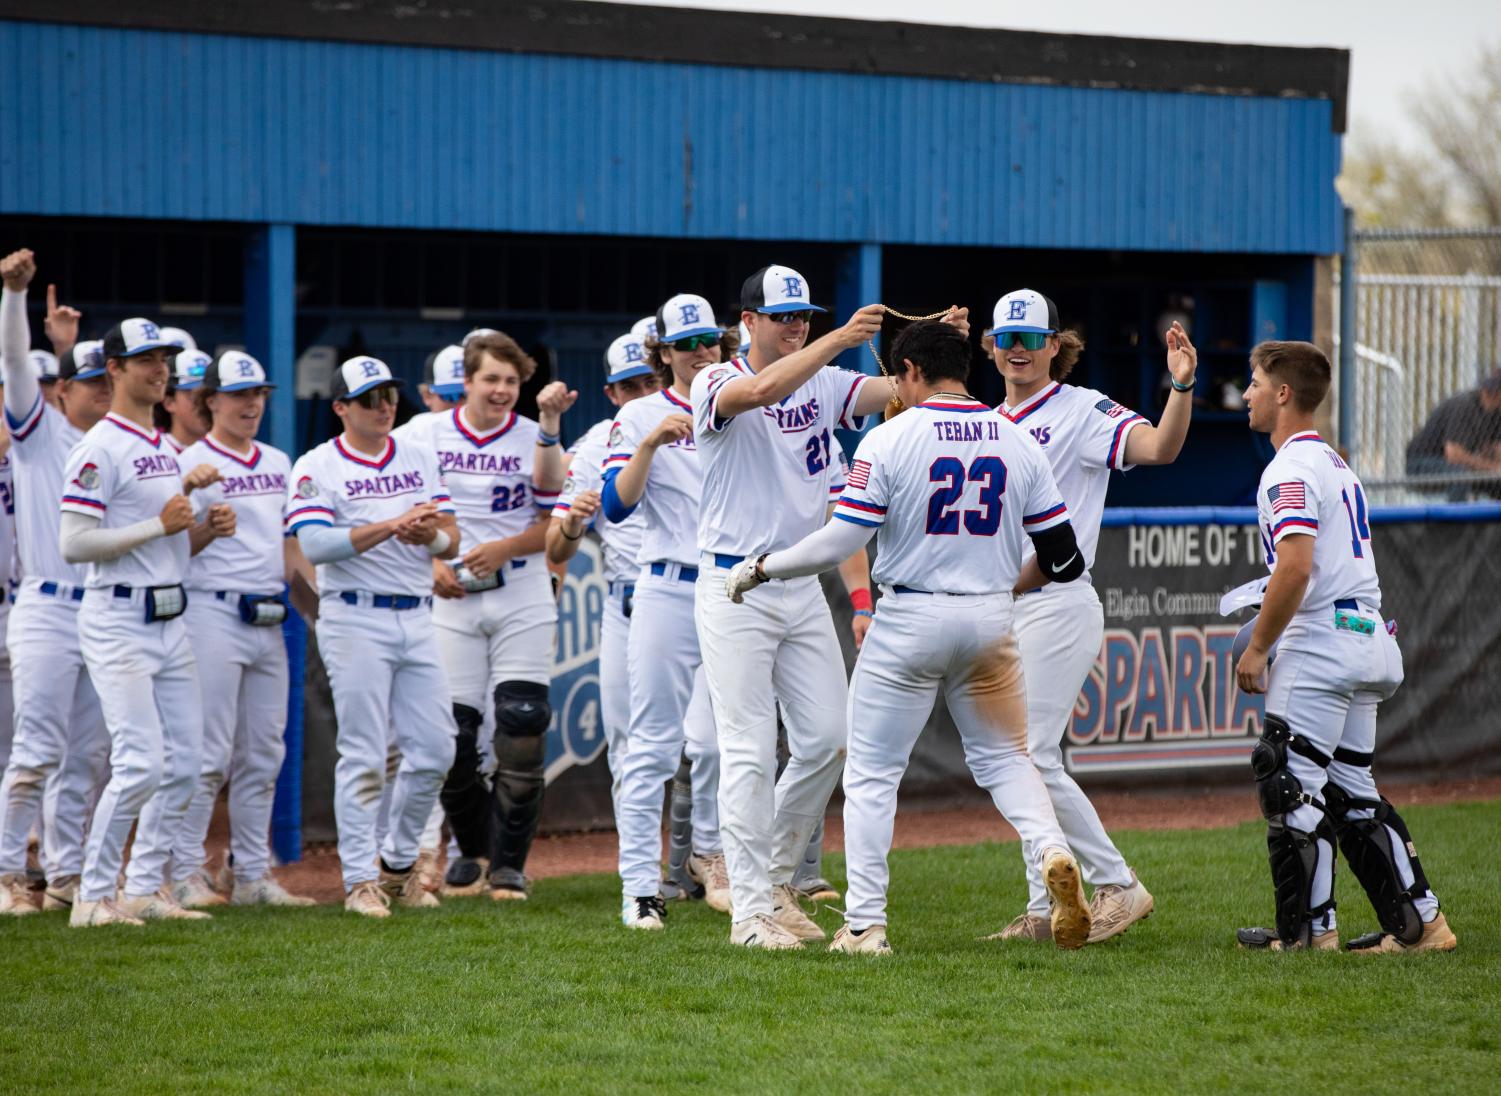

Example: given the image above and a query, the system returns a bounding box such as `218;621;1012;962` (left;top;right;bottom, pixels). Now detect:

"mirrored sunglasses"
1002;331;1053;351
671;333;720;352
353;385;399;409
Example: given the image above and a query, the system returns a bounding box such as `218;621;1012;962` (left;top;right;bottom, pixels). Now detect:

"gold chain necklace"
866;306;953;419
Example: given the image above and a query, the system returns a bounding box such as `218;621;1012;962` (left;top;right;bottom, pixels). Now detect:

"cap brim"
429;383;465;400
756;303;827;314
64;367;108;382
985;325;1055;337
338;377;402;400
171;379;205;391
118;340;181;356
661;325;724;342
215;380;277;393
605;365;655;384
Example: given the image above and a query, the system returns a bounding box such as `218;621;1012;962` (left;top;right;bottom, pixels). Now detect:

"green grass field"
2;800;1496;1094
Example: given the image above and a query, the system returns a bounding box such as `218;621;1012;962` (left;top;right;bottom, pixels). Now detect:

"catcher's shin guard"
489;681;550;873
439;704;491;860
791;815;826;891
1323;778;1430;946
1252;716;1337;947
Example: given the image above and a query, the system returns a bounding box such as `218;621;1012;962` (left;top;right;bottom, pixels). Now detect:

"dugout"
0;1;1353;836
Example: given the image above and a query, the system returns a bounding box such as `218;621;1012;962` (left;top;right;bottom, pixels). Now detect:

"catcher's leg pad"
440;704;491;859
489;680;550;873
1252;716;1336;947
663;751;702;899
1324;779;1429;946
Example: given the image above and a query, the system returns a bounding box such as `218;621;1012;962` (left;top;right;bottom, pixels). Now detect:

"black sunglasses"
351;385;399;409
765;310;815;325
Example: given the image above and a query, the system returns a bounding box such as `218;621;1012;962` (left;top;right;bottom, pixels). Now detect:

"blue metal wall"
0;21;1342;253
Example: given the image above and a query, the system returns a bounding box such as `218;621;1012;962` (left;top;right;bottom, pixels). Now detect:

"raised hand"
0;249;36;292
44;284;82;355
1165;321;1197;387
836;304;886;349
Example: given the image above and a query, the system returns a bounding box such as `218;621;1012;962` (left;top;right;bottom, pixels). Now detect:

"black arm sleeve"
1029;521;1085;583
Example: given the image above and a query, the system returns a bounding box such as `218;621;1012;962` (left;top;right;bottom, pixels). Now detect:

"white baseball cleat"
117;887;213;921
345;881;392;919
173;871;229;909
378;864;440;909
42;875;80;912
231;875;317;907
1087;871;1154;943
70;897;146;928
771;883;826;941
829;923;893;956
622;894;668;930
688;853;733;914
0;872;39;916
730;913;804;951
1042;850;1091;950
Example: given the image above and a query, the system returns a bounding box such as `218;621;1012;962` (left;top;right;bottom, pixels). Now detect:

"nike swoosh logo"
1049;553;1078;574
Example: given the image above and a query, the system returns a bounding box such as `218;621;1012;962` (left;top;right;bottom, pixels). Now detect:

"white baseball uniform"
0;452;14;778
0;293;110;886
63;413;205;903
602;387;724;899
286;434;458;890
558;418;717;848
1255;429;1435;932
173;435;293;888
998;380;1146;914
826;396;1074;930
690;356;867;920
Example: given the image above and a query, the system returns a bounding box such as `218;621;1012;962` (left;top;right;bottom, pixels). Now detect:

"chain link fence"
1338;229;1501;504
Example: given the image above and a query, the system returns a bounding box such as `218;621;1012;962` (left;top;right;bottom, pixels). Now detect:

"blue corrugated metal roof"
0;21;1342;253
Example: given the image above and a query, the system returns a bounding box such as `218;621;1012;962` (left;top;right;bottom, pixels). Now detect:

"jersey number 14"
926;456;1006;536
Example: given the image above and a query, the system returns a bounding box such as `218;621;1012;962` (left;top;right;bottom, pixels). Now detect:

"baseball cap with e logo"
102;318;179;360
202;351;274;394
426;345;466;400
331;356;399;401
604;333;654;384
740;265;828;315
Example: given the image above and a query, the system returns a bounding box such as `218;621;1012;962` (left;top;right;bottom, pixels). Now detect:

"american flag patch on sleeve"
1268;481;1306;513
848;459;871;490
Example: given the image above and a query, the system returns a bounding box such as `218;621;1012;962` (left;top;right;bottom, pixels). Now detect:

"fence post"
1339;206;1357;462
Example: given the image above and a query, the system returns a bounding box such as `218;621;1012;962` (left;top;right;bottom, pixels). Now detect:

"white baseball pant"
0;584;110;881
845;592;1070;931
77;588;204;903
695;565;847;922
173;595;290;887
1267;604;1435;931
1004;582;1132;916
432;566;557;702
316;596;456;891
616;567;722;899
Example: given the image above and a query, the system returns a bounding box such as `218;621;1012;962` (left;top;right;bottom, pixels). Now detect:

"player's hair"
983;328;1084;381
644;329;741;387
464;330;538;384
1251;340;1330;412
889;320;971;385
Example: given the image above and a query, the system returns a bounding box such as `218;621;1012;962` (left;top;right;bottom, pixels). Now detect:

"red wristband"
849;587;873;613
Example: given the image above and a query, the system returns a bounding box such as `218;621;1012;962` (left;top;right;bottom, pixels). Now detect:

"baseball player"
0;423;12;799
983;289;1194;943
691;264;965;949
0;253;112;917
600;296;737;929
157;345;211;454
169;352;317;907
725;319;1092;954
1233;341;1455;953
393;331;574;901
59;317;231;927
287;356;459;917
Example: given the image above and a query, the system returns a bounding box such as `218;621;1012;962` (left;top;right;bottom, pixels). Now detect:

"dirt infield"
255;776;1501;905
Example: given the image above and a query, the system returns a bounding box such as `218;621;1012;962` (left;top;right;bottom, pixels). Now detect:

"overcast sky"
624;0;1499;150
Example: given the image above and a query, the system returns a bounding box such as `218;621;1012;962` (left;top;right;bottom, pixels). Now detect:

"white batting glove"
725;557;768;604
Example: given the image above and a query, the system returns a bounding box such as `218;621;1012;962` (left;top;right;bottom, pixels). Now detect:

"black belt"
649;562;699;583
338;591;430;611
38;582;85;602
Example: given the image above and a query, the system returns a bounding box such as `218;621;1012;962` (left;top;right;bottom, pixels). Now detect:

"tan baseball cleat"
42;875;80;912
1235;926;1339;951
771;883;827;941
413;848;442;894
1348;912;1458;954
69;897;146;928
117;887;213;921
730;912;804;951
379;864;440;909
688;853;733;914
173;871;229;909
0;872;39;916
983;912;1052;942
1043;851;1091;950
345;881;392;918
829;923;893;956
1087;872;1154;943
232;875;317;907
440;856;490;898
